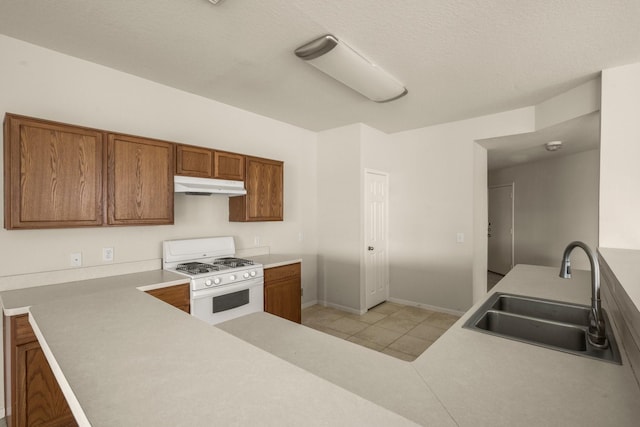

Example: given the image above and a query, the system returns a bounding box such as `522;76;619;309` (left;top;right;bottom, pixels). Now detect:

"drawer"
265;263;301;284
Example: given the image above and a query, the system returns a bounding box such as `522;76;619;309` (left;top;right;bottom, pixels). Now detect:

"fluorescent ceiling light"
545;140;563;151
294;34;408;103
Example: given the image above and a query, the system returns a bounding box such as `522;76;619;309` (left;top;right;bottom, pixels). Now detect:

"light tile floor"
302;301;460;361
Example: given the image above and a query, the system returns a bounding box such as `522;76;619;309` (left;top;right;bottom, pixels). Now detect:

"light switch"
456;232;465;243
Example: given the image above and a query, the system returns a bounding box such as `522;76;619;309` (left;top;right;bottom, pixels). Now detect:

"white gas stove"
162;236;264;325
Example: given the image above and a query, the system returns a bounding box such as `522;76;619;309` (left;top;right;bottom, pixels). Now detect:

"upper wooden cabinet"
107;134;174;225
229;156;283;222
214;150;245;181
176;145;244;181
175;144;213;178
3;114;104;229
4;113;282;228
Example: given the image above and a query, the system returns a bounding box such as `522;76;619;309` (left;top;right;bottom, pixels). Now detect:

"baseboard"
317;300;364;315
387;297;465;317
301;300;318;309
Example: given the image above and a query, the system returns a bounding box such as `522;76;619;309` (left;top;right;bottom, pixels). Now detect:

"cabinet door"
145;283;190;313
176;145;213;178
4;114;104;229
229;156;283;222
7;315;77;427
107;134;174;225
264;263;301;323
16;342;77;427
213;151;244;181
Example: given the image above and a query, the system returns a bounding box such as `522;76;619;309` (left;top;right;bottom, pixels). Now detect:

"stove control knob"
213;277;221;285
229;275;236;281
205;279;213;287
250;270;257;277
243;272;250;279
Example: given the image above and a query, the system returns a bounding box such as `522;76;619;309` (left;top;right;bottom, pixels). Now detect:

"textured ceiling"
0;0;639;134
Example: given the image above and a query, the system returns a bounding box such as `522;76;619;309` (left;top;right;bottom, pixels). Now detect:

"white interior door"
364;170;389;309
488;184;514;275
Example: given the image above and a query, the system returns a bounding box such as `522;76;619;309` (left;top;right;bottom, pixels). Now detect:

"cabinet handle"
368;246;374;251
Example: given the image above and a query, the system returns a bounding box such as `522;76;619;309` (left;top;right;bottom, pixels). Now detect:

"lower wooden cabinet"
145;283;190;313
4;314;77;427
264;263;301;323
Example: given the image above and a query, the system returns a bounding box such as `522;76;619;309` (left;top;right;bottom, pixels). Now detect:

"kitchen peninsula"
2;263;639;426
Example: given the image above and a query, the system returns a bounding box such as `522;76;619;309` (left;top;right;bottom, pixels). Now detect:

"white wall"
535;78;601;130
489;149;600;270
316;124;362;312
316;123;395;313
472;143;488;303
0;35;318;299
388;108;534;312
600;62;640;249
0;34;320;416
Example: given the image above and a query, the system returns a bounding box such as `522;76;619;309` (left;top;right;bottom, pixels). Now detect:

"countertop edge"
28;314;91;426
249;254;302;269
135;278;191;292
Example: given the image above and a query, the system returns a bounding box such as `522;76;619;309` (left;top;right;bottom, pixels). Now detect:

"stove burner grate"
176;262;223;275
213;257;255;268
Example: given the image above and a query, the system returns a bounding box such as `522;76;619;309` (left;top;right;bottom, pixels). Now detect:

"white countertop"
221;264;640;426
2;270;415;426
250;254;302;269
3;264;639;426
413;264;640;426
0;270;188;315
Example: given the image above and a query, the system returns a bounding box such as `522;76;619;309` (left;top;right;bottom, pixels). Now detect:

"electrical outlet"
254;236;261;246
102;247;114;262
298;232;304;242
70;252;82;267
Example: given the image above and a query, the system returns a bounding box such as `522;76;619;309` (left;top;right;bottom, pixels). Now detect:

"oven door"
191;278;263;325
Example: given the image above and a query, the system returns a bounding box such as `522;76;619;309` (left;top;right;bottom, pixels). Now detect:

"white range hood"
174;175;246;196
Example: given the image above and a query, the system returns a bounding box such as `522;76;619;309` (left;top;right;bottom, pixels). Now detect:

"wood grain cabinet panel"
264;263;301;323
107;134;174;225
176;144;213;178
145;283;190;313
5;315;77;427
3;114;104;229
229;156;283;222
213;151;244;181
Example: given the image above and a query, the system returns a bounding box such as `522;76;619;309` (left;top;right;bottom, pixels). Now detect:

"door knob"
368;246;374;251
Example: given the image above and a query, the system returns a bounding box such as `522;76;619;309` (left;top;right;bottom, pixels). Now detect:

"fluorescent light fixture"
294;34;408;103
545;141;563;151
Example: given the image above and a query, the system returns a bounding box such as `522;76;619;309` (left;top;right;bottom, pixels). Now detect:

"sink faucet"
559;241;608;348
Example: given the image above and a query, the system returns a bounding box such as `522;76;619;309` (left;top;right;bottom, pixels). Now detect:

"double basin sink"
463;293;621;364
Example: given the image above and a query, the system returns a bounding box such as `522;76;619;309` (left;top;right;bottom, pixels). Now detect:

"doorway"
364;169;389;309
488;184;514;277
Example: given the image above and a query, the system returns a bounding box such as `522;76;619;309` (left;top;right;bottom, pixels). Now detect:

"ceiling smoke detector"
545;141;563;152
208;0;224;4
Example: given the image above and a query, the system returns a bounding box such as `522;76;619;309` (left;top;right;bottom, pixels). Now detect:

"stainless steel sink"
464;293;621;364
